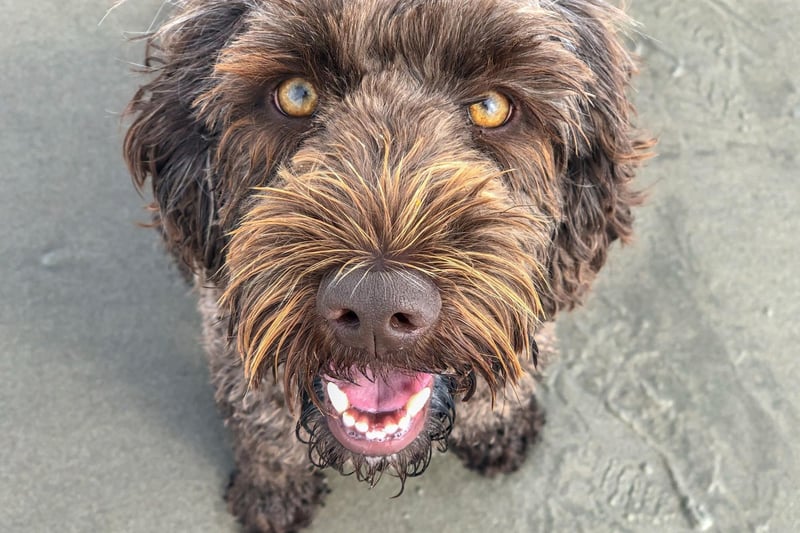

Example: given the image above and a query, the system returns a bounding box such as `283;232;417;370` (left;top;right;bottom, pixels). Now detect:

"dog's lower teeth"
398;414;411;432
335;385;434;440
366;430;386;440
326;382;350;414
340;410;412;438
406;386;431;417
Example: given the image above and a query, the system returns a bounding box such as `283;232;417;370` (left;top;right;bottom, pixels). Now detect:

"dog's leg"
222;411;327;533
448;323;556;476
198;286;327;533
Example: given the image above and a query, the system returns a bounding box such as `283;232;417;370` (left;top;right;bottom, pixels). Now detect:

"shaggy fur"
123;0;651;531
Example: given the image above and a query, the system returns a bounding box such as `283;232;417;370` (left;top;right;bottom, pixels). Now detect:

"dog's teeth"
342;411;356;428
366;430;386;441
383;423;399;435
355;418;369;434
405;387;431;417
398;414;411;432
326;382;349;414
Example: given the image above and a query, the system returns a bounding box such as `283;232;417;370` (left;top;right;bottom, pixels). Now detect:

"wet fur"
124;1;651;531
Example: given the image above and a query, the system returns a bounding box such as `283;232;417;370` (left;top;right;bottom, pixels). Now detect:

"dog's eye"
468;91;512;128
275;77;318;117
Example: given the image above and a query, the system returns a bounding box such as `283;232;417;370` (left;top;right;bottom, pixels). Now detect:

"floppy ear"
123;2;251;275
544;0;653;315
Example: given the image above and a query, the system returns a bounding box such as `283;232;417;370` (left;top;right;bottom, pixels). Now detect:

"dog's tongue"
330;370;431;413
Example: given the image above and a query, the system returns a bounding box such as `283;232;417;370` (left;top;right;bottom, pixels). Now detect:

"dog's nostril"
390;312;417;332
333;309;360;329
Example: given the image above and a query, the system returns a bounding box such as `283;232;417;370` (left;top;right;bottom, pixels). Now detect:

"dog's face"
125;0;648;484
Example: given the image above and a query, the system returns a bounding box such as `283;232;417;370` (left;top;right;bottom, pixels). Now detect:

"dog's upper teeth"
405;386;431;418
326;382;349;414
383;423;399;435
398;414;411;432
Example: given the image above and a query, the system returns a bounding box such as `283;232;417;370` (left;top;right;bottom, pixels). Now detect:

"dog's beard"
223;155;545;488
296;374;457;490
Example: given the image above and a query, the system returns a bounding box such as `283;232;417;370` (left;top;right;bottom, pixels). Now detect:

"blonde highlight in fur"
222;140;548;402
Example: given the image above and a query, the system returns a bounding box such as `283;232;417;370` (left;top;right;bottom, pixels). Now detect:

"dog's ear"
544;0;653;315
123;2;250;275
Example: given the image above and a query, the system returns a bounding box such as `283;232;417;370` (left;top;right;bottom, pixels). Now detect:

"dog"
123;0;651;531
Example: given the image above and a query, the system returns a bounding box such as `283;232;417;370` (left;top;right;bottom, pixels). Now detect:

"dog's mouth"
297;367;455;485
322;370;434;456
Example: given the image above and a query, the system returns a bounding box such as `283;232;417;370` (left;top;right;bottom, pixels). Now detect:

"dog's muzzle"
315;267;443;455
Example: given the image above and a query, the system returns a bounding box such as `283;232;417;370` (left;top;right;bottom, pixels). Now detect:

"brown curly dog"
123;0;651;531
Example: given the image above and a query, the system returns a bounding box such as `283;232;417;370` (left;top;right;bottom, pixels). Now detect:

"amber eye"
275;77;318;117
468;91;512;128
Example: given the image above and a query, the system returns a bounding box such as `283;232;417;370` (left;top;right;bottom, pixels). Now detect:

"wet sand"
2;1;798;531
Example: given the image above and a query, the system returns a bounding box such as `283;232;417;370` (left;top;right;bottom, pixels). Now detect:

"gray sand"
2;1;798;531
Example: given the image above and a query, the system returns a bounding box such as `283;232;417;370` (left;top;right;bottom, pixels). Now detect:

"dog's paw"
225;469;328;533
449;398;545;477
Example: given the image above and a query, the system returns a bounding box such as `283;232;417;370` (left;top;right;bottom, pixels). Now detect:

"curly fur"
124;1;651;531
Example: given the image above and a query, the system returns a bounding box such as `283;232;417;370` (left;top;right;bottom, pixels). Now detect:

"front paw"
225;469;328;533
449;398;545;476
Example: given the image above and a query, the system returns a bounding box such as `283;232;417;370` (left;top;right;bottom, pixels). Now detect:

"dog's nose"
317;267;441;355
